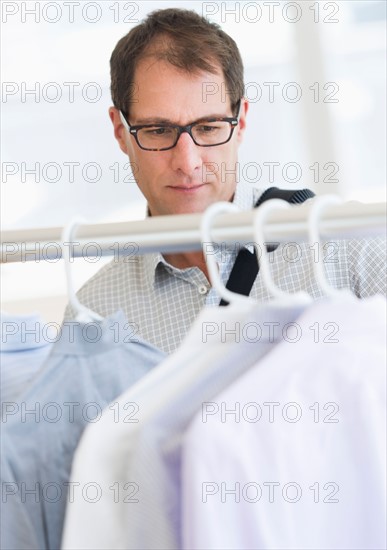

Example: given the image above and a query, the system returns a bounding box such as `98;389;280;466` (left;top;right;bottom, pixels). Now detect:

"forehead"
130;58;232;122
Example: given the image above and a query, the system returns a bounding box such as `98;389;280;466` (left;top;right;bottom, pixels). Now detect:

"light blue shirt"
1;311;166;550
1;313;53;403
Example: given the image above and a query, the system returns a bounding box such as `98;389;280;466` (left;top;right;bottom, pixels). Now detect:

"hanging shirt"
1;313;54;403
181;295;387;550
61;298;306;550
62;181;387;355
0;312;166;550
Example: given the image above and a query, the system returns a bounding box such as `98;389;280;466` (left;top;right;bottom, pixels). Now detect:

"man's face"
110;58;248;216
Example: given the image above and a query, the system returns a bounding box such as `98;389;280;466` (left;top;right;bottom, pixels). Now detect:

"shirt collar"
233;180;258;210
142;252;164;288
219;182;264;256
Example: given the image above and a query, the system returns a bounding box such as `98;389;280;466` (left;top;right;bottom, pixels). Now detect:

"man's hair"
110;8;244;118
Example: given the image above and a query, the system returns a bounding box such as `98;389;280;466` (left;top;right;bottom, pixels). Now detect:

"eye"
143;127;173;136
195;123;221;134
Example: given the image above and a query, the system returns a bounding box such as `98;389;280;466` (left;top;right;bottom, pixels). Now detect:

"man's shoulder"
83;253;143;286
62;255;142;322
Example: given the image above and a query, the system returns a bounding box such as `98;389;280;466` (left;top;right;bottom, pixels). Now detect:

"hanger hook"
308;194;344;298
253;199;312;304
61;219;103;322
200;202;252;307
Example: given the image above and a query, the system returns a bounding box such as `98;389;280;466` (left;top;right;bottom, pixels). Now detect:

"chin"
175;201;214;216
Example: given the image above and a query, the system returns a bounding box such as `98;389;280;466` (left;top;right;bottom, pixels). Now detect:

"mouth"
168;183;206;192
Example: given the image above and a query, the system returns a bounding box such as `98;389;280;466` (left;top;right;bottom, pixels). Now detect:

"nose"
170;130;202;176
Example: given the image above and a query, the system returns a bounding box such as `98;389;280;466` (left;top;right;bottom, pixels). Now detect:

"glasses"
119;100;241;151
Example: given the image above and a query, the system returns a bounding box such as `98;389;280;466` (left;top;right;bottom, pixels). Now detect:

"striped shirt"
63;182;386;354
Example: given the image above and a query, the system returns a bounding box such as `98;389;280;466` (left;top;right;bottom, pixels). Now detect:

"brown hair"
110;8;244;117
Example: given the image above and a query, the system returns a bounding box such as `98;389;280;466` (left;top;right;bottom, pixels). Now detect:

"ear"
236;98;249;144
109;107;130;155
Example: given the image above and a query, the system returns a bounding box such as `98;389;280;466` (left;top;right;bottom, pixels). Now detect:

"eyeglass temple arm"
235;98;242;120
119;110;131;132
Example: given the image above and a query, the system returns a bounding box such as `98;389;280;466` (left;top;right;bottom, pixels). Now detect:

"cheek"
125;139;138;166
212;144;239;184
204;143;238;169
134;153;169;186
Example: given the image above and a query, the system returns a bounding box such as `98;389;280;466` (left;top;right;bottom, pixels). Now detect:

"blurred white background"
1;0;386;320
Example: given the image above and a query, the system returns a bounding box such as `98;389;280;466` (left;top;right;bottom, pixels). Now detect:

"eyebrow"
133;113;232;125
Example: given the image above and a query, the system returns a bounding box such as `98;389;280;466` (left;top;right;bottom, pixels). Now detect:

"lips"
168;183;206;191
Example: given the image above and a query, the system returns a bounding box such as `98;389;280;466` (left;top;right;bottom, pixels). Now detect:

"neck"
163;251;210;282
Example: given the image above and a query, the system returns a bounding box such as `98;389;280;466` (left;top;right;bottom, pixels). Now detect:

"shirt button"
198;285;209;295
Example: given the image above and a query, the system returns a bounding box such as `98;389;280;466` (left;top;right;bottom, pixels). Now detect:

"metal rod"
1;201;385;263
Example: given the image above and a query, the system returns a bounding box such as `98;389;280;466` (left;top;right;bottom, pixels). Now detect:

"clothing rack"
1;200;386;263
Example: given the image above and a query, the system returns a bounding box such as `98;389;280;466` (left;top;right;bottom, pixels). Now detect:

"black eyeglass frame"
119;99;242;151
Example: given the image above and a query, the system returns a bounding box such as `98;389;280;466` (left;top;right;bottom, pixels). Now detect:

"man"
64;8;385;354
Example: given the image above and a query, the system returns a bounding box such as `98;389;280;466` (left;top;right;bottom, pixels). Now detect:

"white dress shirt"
182;295;387;550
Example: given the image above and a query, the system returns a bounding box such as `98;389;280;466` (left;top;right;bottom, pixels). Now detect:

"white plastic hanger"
253;199;312;306
61;219;104;323
200;202;253;307
307;194;353;299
